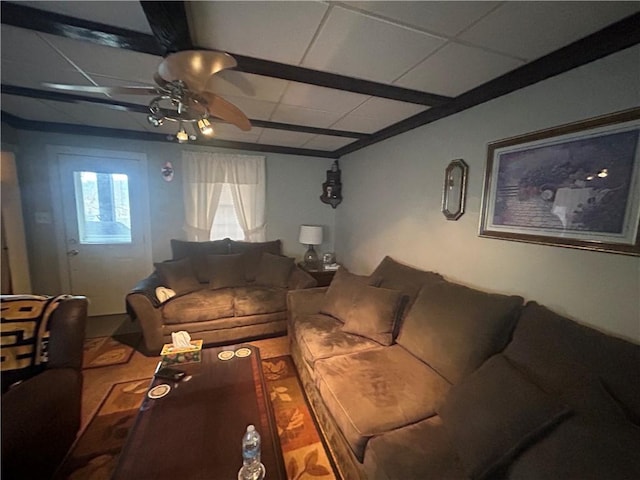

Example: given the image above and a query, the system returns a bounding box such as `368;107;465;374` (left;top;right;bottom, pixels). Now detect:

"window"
73;171;132;244
210;184;244;240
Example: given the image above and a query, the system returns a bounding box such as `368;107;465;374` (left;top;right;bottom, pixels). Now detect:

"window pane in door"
74;171;132;244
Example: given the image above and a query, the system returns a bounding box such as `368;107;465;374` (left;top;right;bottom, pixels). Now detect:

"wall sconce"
442;159;468;220
320;160;342;208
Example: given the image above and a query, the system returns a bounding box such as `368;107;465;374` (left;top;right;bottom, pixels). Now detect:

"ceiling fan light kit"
44;50;251;144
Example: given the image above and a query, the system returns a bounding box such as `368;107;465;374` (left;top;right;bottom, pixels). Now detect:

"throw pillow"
207;254;247;289
320;267;380;323
342;285;405;346
396;279;523;384
254;252;294;288
230;240;283;282
438;354;571;480
154;257;201;295
170;238;231;283
1;295;69;393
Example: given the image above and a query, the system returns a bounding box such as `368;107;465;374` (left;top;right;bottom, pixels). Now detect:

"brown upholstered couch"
288;257;640;479
1;295;88;480
127;239;316;354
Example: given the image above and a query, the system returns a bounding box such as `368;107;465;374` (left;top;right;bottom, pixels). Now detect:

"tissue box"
160;340;203;366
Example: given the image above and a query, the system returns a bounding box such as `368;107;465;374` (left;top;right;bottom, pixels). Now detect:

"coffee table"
112;345;286;479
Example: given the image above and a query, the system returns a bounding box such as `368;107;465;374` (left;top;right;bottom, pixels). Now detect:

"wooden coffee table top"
112;345;286;480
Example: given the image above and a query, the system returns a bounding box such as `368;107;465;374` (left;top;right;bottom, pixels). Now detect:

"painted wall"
10;130;335;294
335;45;640;342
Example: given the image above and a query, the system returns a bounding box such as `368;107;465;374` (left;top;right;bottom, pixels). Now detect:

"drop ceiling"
1;1;639;158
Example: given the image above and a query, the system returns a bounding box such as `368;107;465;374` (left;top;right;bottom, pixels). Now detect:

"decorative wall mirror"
442;159;468;220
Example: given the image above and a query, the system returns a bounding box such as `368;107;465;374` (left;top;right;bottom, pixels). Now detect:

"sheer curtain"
181;151;266;242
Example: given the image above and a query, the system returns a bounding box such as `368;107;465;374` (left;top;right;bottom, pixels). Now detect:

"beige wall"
11;130;335;294
335;46;640;342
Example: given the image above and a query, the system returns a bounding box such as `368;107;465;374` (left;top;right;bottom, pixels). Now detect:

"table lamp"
299;225;323;270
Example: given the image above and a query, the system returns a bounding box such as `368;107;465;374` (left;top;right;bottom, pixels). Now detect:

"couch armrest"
128;271;164;310
47;296;88;371
287;287;328;324
288;265;318;290
2;368;82;479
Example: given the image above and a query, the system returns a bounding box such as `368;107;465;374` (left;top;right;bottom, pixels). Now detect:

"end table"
298;264;338;287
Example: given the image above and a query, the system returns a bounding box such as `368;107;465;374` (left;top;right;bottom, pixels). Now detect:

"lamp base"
303;245;320;270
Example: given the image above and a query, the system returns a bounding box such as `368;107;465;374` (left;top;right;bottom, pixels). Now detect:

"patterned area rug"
82;334;140;369
56;355;337;479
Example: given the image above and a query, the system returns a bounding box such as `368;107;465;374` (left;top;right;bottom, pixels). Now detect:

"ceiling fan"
44;50;252;143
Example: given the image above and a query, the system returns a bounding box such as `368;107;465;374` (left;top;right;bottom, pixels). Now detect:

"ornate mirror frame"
442;159;468;220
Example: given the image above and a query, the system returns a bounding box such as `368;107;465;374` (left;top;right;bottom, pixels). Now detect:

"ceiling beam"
335;11;640;157
0;1;161;55
0;1;446;106
140;1;193;55
1;110;339;159
1;85;366;139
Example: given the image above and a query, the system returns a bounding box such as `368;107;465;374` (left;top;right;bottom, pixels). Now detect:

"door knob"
67;249;79;256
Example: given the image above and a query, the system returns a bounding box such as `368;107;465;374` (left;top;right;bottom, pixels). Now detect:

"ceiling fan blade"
208;70;256;97
200;92;251;131
43;83;158;95
157;50;237;92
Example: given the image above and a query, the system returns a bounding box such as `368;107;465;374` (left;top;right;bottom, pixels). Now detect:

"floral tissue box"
160;339;203;366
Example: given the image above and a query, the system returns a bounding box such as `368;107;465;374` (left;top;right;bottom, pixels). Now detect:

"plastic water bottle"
241;424;263;480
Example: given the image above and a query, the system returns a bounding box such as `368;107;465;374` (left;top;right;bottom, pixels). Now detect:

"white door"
56;150;152;316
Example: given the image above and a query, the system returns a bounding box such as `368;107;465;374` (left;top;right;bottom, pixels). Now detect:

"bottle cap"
247;424;255;432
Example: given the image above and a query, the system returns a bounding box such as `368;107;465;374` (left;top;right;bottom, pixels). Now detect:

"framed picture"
479;108;640;256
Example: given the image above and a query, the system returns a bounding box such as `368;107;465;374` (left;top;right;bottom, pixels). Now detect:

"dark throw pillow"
319;267;380;323
342;284;405;346
254;253;294;288
438;354;571;480
207;254;247;290
154;257;201;295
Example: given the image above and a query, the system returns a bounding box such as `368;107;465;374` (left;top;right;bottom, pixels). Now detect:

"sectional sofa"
127;238;316;354
287;256;640;479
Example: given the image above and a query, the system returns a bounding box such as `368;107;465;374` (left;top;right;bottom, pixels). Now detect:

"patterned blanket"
1;294;70;392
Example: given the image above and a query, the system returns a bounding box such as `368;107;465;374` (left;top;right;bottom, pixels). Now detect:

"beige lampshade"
299;225;323;245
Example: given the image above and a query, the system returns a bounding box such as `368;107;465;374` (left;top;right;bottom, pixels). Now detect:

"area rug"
57;356;337;479
82;334;140;369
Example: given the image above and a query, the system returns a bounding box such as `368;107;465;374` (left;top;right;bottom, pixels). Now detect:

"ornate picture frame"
442;159;468;220
479;108;640;256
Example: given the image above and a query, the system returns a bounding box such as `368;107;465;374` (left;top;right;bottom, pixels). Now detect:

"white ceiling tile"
280;82;369;115
303;6;446;83
41;100;147;131
345;1;501;37
271;104;344;129
1;26;72;70
2;60;92;91
205;72;289;103
348;97;427;120
460;1;640;61
395;42;524;97
1;94;76;122
208;123;264;143
17;1;153;34
303;135;356;151
44;33;162;83
330;114;391;134
258;129;316;148
188;1;329;65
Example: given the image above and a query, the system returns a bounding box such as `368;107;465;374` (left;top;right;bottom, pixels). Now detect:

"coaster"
235;347;252;358
218;350;235;361
148;384;171;399
237;462;265;480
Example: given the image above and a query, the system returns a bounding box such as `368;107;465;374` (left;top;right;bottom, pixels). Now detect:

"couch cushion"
364;416;466;480
397;279;523;384
370;256;443;309
314;345;451;461
206;254;247;290
506;417;640;479
319;267;379;323
229;240;282;281
170;239;230;283
293;313;381;374
154;258;201;295
342;285;405;346
503;301;640;424
439;354;570;480
254;253;294;288
233;286;287;317
161;289;234;324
